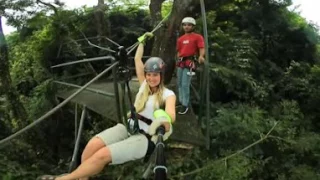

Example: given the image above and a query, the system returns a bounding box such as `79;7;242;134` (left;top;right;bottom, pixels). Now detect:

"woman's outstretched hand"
161;121;171;132
138;32;154;44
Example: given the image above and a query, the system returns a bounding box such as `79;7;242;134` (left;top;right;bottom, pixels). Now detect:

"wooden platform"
56;77;206;146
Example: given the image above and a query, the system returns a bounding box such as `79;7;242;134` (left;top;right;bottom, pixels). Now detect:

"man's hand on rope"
138;32;154;44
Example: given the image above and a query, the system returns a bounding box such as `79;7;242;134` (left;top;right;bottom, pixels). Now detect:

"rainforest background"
0;0;320;179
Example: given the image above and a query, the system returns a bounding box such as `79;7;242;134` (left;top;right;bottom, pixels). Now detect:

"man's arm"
176;38;181;58
198;35;205;63
199;48;205;58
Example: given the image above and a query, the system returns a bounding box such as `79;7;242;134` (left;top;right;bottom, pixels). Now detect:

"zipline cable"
102;36;121;47
78;30;116;53
126;10;171;55
126;23;164;55
0;61;119;149
50;55;115;68
75;8;171;56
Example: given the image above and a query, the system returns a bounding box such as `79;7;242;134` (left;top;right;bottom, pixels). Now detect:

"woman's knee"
86;137;106;150
91;147;112;164
82;137;106;160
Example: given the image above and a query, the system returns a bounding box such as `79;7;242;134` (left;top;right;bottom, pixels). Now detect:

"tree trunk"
150;0;198;84
149;0;165;27
94;0;109;53
0;16;27;123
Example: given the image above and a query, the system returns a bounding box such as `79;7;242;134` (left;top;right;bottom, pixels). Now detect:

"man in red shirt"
176;17;205;114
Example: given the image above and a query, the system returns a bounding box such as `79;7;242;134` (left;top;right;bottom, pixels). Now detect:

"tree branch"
36;0;58;14
172;122;279;178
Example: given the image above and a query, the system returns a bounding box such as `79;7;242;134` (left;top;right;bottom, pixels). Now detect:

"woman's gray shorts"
95;123;148;165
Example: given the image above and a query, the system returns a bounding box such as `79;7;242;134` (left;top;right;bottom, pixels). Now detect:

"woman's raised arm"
134;43;145;84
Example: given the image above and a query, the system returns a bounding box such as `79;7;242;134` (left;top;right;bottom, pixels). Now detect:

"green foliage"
195;154;258;180
186;100;319;180
10;25;52;84
162;0;173;17
0;142;46;180
107;6;151;46
1;0;36;29
1;0;320;179
211;103;267;148
286;164;320;180
26;79;55;120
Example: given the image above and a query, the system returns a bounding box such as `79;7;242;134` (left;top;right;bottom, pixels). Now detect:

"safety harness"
115;46;141;135
115;45;164;163
177;55;198;76
178;55;197;62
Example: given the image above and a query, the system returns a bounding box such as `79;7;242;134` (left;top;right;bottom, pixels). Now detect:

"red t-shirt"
176;33;205;68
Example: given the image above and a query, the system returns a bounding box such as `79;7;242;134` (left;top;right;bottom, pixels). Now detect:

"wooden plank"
57;87;119;121
170;107;206;146
56;78;206;146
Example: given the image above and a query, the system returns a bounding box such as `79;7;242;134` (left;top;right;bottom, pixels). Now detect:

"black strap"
125;80;140;134
139;130;156;163
154;126;167;179
130;113;153;125
116;45;140;134
179;55;196;61
126;81;135;115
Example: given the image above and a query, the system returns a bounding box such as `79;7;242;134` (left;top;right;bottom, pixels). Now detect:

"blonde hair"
134;81;165;113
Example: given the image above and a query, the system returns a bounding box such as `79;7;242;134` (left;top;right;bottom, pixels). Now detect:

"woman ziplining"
37;32;176;180
0;0;211;178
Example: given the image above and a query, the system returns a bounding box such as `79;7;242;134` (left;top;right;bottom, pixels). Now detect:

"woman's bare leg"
78;137;106;180
56;147;112;180
82;137;106;161
63;124;128;180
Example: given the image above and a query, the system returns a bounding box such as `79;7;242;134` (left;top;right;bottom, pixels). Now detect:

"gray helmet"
144;57;165;73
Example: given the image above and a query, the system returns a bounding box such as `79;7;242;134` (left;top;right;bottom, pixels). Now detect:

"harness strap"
178;55;196;61
139;130;156;163
131;113;153;125
125;81;140;134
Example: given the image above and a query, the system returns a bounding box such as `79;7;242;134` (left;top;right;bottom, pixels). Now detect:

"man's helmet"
144;57;165;73
181;17;196;25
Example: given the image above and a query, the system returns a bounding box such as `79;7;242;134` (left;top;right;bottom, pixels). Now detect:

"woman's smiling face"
145;72;161;88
